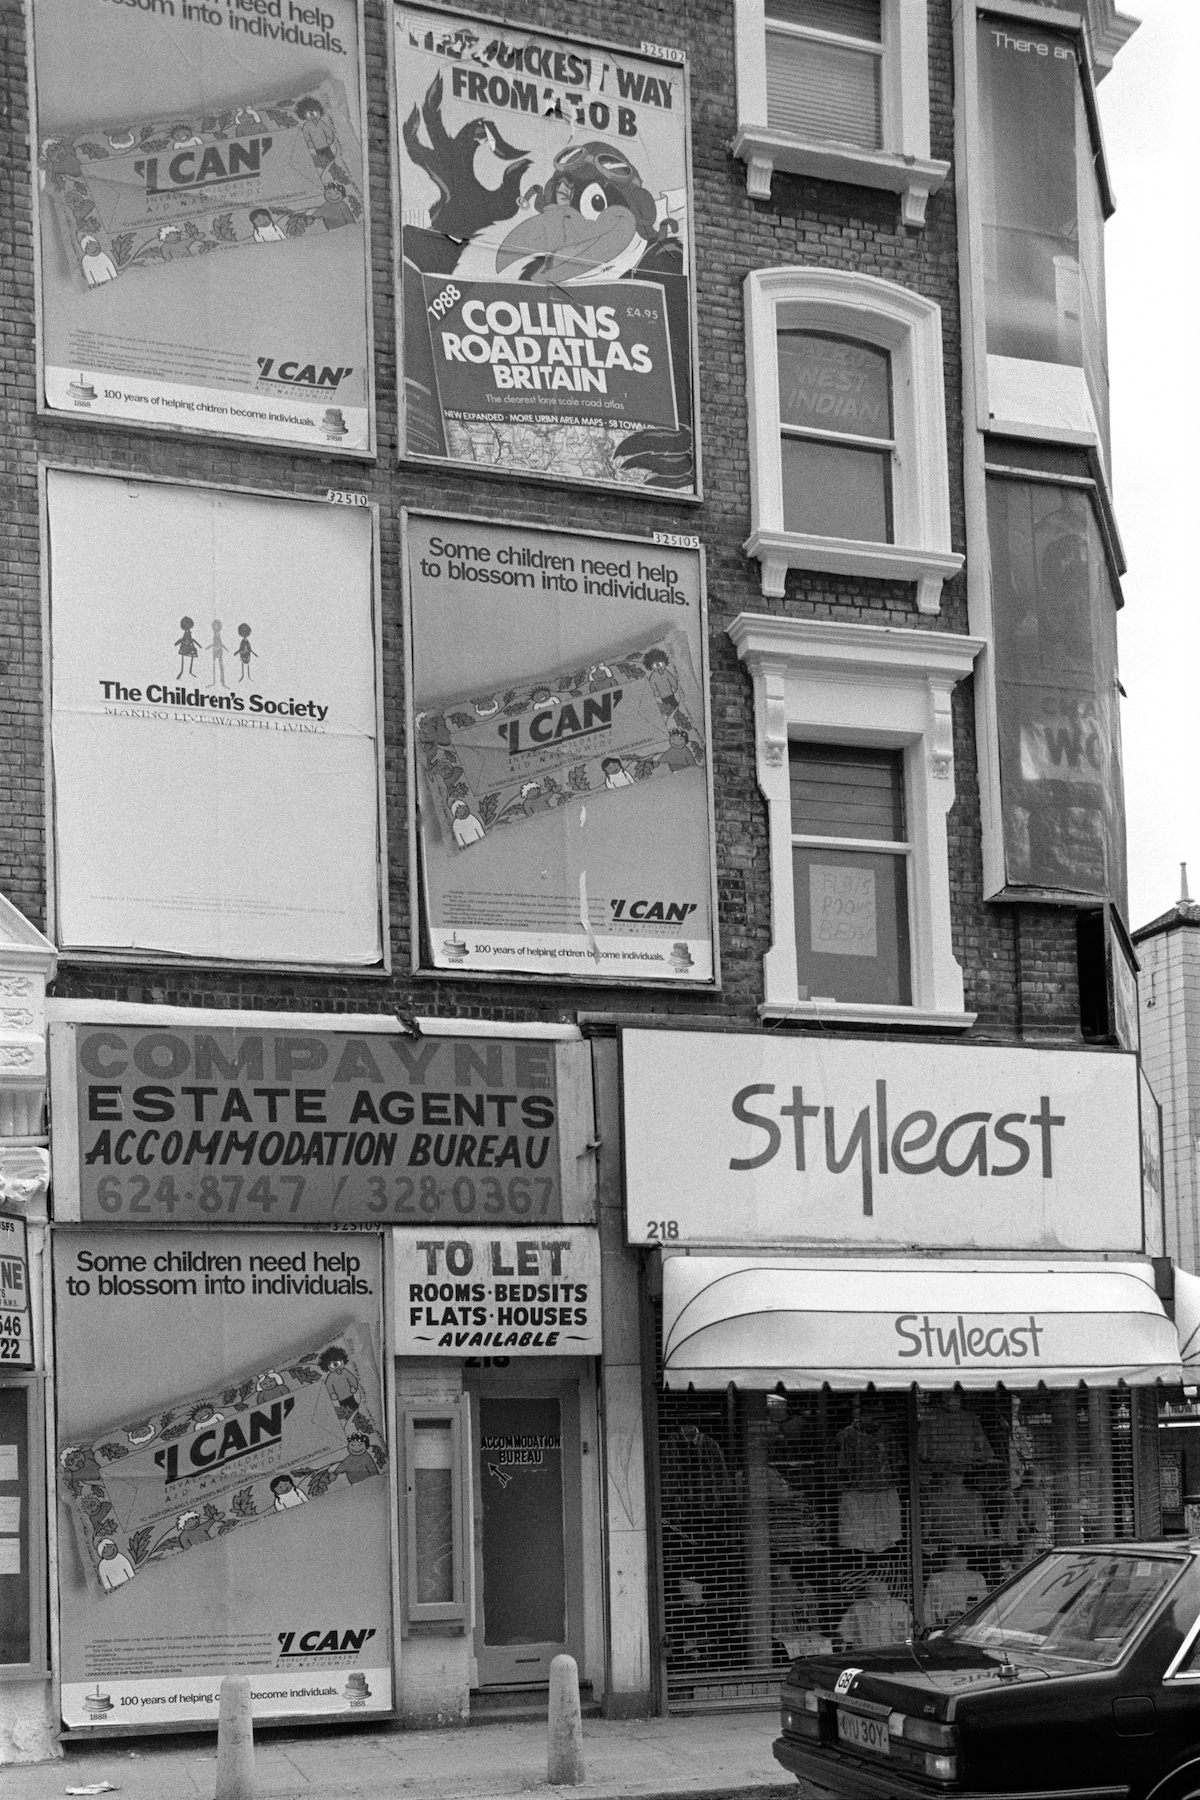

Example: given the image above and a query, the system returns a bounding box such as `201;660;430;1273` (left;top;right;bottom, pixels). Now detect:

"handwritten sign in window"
810;864;877;958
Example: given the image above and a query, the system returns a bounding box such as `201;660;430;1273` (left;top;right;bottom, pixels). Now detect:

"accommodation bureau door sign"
482;1427;561;1487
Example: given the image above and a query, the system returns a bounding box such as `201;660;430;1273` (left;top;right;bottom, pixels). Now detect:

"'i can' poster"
406;511;716;983
53;1229;392;1728
32;0;372;451
395;5;696;495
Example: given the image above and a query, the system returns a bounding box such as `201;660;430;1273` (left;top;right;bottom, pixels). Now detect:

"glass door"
470;1381;581;1687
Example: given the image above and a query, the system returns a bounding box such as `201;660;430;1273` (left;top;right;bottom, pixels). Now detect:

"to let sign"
393;1227;602;1356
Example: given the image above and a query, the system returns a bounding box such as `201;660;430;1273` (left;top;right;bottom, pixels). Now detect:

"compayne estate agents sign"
621;1030;1145;1252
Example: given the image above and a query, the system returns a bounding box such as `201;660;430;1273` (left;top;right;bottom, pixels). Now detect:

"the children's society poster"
406;513;716;983
395;6;696;496
47;469;384;968
32;0;371;450
54;1229;392;1728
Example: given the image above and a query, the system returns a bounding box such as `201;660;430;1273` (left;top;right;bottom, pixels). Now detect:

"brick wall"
0;0;1092;1046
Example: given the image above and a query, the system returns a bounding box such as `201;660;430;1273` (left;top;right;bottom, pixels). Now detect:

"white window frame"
729;613;984;1026
745;268;964;611
400;1398;471;1631
733;0;950;226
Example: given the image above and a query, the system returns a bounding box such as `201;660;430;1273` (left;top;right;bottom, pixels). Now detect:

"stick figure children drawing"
207;620;227;687
235;623;257;682
175;616;200;679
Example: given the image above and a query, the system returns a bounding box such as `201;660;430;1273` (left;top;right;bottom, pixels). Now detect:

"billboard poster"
54;1228;392;1727
406;512;715;983
56;1023;564;1226
394;1226;602;1354
32;0;371;451
394;6;696;496
47;469;384;967
621;1029;1145;1253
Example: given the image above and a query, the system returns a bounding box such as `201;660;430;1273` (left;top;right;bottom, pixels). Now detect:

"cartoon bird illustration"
494;140;665;286
403;71;530;244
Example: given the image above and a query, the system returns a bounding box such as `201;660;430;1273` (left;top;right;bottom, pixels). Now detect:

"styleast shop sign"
622;1030;1146;1251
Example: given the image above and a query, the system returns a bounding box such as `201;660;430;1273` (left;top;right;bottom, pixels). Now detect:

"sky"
1096;0;1199;931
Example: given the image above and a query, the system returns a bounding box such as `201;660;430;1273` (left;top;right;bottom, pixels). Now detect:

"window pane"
791;743;904;841
767;0;881;42
976;16;1102;380
793;845;910;1004
778;333;892;441
781;436;892;541
412;1419;455;1605
766;31;882;147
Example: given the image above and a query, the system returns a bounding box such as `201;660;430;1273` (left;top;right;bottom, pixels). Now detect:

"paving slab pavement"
5;1710;796;1800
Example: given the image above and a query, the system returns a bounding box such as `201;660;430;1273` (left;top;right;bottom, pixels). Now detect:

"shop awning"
1174;1267;1200;1378
661;1255;1182;1391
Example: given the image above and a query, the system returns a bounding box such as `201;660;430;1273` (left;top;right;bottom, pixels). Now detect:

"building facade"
0;0;1169;1766
1136;879;1200;1276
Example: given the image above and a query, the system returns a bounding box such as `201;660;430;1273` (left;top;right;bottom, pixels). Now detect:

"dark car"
773;1542;1200;1800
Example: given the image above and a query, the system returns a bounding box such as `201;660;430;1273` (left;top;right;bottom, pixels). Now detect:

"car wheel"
1146;1762;1200;1800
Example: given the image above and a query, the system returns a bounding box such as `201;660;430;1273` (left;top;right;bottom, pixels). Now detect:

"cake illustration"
444;934;468;963
84;1686;113;1719
321;408;349;440
68;375;96;403
669;941;694;973
344;1671;370;1705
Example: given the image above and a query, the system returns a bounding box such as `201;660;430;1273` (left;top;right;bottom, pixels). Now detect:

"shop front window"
656;1382;1137;1707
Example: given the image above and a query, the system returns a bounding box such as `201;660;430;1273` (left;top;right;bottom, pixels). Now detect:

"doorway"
467;1364;584;1688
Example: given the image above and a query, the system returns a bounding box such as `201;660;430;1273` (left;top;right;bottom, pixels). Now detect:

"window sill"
732;126;950;227
744;526;963;613
759;1000;976;1030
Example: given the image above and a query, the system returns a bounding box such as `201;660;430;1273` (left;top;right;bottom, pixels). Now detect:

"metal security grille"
657;1377;1137;1712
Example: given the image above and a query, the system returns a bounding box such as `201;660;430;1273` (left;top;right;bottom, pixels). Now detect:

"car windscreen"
944;1551;1179;1667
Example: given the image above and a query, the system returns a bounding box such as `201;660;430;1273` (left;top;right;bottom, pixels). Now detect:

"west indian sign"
622;1029;1146;1252
51;1023;570;1226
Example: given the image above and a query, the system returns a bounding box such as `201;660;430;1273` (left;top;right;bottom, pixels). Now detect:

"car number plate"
837;1709;890;1755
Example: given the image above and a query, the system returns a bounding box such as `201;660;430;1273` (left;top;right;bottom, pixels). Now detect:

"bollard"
547;1653;585;1786
214;1674;256;1800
